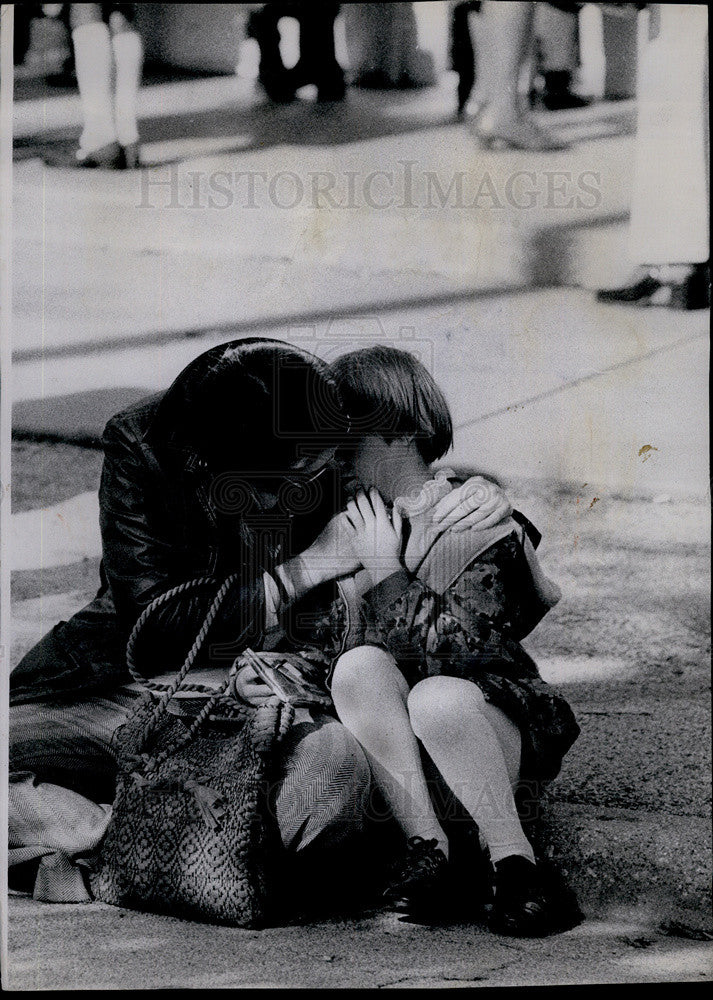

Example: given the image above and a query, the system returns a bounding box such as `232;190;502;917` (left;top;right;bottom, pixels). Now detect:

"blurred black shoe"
490;856;551;937
259;75;298;103
45;56;77;89
383;836;451;919
597;264;710;310
42;141;141;170
316;74;346;103
43;141;125;170
534;71;592;111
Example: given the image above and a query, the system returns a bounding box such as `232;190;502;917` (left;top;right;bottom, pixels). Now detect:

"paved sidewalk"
6;897;712;990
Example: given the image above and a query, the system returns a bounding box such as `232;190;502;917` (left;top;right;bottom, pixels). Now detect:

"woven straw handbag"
90;574;295;927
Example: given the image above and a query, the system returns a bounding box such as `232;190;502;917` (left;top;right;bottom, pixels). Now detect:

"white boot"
71;21;118;156
112;28;144;161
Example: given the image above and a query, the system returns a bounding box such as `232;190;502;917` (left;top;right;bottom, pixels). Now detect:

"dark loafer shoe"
597;265;710;310
43;141;125;170
383;836;450;919
490;856;557;938
490;855;583;938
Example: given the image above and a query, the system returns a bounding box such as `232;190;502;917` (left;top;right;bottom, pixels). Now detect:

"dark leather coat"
11;391;277;705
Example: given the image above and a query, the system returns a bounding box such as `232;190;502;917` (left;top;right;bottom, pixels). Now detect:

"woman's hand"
278;510;363;600
344;488;404;587
431;477;511;533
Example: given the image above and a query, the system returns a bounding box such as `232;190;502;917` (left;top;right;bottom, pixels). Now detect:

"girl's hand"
431;477;511;533
345;488;404;586
404;477;511;573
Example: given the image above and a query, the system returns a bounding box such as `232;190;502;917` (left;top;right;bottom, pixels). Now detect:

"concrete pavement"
6;896;712;990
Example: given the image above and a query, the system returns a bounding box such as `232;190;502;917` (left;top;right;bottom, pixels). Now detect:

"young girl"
325;345;580;936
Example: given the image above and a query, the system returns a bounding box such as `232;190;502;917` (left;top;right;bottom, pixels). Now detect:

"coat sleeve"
99;417;267;674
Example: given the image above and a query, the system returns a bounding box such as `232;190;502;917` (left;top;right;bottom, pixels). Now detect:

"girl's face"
347;434;403;498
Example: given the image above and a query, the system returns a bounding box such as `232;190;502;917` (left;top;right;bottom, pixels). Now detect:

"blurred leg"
248;4;296;101
474;1;533;107
451;1;478;117
598;5;709;308
536;2;578;74
534;3;589;109
630;4;708;266
69;4;117;154
294;3;345;101
108;7;143;152
473;1;566;150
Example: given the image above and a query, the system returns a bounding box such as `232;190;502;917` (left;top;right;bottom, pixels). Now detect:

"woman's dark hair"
154;338;346;472
329;345;453;464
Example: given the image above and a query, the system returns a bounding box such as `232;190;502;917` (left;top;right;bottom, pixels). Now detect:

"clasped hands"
295;476;512;590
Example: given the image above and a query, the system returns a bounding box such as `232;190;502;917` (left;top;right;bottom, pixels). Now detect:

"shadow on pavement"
14;79;635;166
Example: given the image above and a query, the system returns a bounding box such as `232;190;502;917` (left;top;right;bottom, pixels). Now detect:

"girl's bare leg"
69;4;117;154
331;646;449;857
407;675;535;866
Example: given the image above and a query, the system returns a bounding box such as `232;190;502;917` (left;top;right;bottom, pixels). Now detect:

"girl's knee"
408;676;487;739
331;645;404;705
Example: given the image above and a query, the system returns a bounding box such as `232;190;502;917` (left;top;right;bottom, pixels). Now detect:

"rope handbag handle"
125;573;247;770
126;574;240;694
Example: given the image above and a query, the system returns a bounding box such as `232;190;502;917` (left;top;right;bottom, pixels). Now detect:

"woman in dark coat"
9;339;373;900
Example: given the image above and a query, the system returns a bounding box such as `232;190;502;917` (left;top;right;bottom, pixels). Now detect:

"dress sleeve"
359;523;560;674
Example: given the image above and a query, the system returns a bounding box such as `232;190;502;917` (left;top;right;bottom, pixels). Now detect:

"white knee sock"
411;698;536;867
71;22;117;153
111;30;143;146
332;649;450;857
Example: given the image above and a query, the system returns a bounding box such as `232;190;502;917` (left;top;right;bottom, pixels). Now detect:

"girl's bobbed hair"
329;345;453;464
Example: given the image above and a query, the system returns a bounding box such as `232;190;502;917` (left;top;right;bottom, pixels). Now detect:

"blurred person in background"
13;3;41;67
452;1;569;150
43;3;143;169
531;2;590;111
597;3;709;309
246;2;346;103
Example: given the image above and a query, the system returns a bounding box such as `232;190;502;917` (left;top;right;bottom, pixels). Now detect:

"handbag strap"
124;574;294;773
125;573;246;769
126;573;241;694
